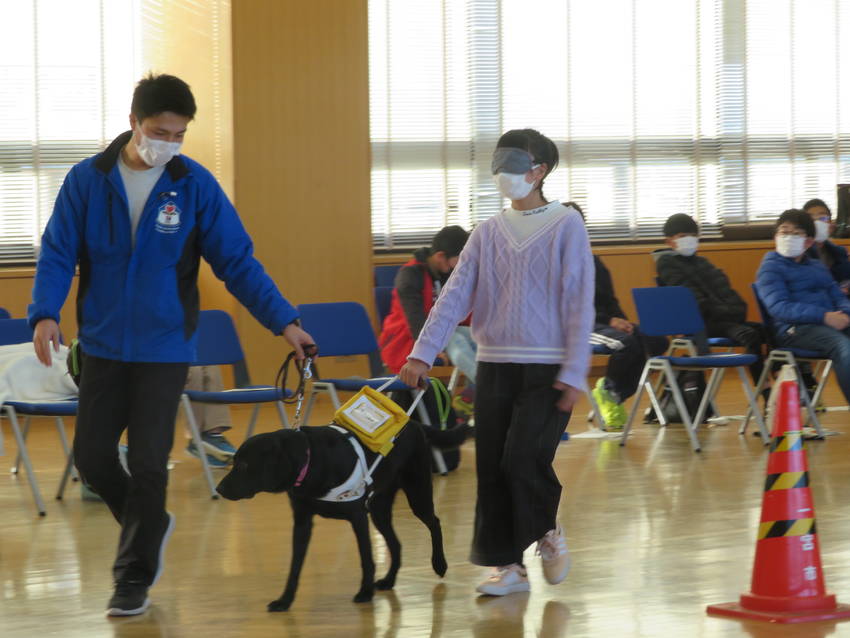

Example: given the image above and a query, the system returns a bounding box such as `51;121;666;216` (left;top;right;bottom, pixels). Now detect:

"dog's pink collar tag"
294;448;310;487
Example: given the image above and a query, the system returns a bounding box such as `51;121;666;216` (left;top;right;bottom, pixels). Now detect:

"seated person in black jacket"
655;213;766;385
591;254;669;430
803;198;850;294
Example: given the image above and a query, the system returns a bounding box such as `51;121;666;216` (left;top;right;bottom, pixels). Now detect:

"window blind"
0;0;135;264
0;0;231;265
368;0;850;249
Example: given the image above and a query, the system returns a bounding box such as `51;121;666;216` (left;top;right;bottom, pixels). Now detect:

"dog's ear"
264;429;308;492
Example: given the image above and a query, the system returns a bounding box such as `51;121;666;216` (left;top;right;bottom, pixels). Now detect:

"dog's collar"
294;448;310;487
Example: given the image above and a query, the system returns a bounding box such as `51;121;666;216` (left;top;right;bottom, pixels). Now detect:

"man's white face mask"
775;234;807;258
135;128;181;168
814;219;830;243
673;235;699;257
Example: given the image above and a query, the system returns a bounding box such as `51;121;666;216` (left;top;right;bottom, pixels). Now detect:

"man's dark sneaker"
106;582;150;617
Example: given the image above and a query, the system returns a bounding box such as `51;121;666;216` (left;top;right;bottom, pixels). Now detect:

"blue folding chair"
621;287;768;451
374;286;394;327
0;318;78;515
181;310;292;498
374;264;402;287
297;301;454;474
742;284;833;437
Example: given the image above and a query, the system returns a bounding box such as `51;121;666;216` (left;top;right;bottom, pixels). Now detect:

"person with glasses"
802;198;850;294
756;209;850;405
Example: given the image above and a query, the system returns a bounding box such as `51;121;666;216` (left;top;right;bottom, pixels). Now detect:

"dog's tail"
420;423;472;450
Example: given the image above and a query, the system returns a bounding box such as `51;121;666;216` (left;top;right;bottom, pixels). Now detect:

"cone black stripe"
757;518;816;540
763;472;809;491
769;432;803;452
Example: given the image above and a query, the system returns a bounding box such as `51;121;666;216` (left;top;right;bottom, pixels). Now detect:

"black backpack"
646;370;715;424
391;379;461;473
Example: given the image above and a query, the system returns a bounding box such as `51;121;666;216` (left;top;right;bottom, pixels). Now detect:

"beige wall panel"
1;271;79;337
232;0;373;382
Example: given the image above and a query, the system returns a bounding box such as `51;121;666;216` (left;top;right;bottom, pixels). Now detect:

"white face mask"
674;235;699;257
776;234;807;258
135;128;182;167
493;168;538;201
814;220;830;243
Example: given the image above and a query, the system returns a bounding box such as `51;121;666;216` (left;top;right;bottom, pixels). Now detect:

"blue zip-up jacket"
28;131;299;363
755;251;850;338
804;240;850;285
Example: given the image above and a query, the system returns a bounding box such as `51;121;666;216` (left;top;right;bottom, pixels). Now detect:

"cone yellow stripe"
769;432;803;452
757;518;816;540
764;472;808;491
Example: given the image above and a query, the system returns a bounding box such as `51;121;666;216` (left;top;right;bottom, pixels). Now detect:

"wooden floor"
3;381;850;638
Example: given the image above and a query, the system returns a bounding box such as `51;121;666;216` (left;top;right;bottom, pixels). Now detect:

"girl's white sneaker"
475;563;530;596
537;524;571;585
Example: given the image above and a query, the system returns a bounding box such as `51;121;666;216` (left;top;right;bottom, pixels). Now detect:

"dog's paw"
267;598;293;612
375;576;395;590
353;589;374;604
433;555;448;578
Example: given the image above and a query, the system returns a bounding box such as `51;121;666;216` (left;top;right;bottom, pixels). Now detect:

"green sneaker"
452;394;474;419
592;378;627;431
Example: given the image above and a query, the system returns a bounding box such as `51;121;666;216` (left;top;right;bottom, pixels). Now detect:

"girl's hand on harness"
282;323;316;360
400;358;430;389
553;382;581;413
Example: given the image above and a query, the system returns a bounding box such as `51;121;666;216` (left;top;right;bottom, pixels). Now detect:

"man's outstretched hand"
33;319;61;367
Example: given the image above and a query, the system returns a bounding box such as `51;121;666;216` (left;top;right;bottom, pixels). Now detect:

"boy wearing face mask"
757;209;850;405
379;225;475;386
28;74;314;616
655;213;766;385
802;199;850;294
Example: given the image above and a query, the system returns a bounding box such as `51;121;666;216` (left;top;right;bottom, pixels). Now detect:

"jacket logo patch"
156;202;181;234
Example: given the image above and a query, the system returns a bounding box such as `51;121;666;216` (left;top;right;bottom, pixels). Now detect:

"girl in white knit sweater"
401;129;594;596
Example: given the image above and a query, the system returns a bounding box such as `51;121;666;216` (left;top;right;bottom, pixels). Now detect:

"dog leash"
276;345;318;430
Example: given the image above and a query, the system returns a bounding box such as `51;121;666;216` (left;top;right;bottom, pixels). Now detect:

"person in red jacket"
379;227;476;408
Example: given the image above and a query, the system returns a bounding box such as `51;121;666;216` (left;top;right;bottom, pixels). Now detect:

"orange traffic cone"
707;380;850;623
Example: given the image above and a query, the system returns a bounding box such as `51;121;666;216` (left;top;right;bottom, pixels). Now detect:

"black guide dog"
216;419;469;611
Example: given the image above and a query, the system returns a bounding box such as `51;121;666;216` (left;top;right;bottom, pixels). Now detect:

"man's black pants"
73;355;188;586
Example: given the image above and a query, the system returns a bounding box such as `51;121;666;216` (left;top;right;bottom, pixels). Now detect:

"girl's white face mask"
674;235;699;257
776;234;807;258
493;170;538;201
135;128;182;168
814;219;830;243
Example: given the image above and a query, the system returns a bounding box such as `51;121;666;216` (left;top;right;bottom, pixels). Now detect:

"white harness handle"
375;375;428;416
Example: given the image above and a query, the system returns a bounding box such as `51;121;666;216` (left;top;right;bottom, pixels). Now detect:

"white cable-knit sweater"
409;203;595;390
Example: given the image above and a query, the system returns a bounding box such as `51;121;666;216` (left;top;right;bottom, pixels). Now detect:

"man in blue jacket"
28;74;314;616
756;208;850;405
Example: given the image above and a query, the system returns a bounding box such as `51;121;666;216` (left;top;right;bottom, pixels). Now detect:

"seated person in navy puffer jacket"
756;208;850;405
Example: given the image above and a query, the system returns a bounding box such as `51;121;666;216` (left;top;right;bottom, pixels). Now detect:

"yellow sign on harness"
333;386;409;456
